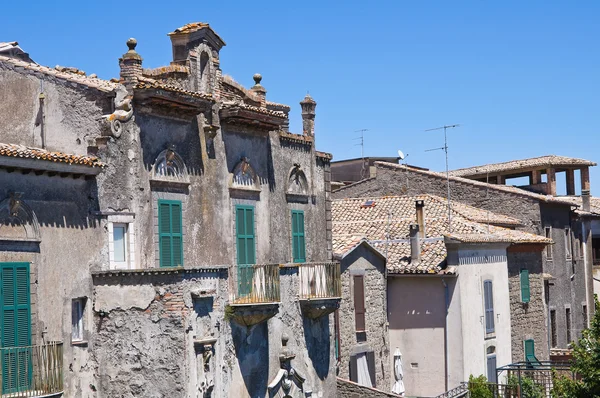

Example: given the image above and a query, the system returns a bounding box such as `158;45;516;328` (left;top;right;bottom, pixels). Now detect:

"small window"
520;269;530;303
483;280;495;333
583;305;588;329
550;310;557;348
566;228;572;260
72;298;86;342
566;308;572;343
545;227;552;259
291;210;306;263
353;275;366;333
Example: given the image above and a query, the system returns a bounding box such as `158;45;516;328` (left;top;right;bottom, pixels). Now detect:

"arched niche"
151;146;189;183
0;193;41;241
286;164;308;196
230;157;260;191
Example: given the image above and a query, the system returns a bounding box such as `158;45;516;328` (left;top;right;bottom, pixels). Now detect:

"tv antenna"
425;124;460;232
354;129;369;179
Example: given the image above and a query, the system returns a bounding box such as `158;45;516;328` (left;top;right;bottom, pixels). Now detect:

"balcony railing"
299;262;341;299
233;264;280;304
0;342;63;397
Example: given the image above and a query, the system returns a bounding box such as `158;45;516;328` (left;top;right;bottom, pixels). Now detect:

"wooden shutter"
520;269;530;303
487;355;497;383
158;200;183;267
354;275;366;332
524;339;537;364
366;350;376;388
484;280;495;333
349;354;358;383
292;210;306;263
236;206;255;297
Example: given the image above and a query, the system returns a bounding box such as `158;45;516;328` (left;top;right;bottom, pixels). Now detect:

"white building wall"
457;244;512;382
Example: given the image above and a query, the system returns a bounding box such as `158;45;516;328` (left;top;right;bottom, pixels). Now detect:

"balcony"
0;342;63;397
229;264;280;327
298;262;341;319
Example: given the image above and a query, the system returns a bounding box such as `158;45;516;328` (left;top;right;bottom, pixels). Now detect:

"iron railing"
0;342;63;397
434;382;469;398
232;264;280;304
495;361;575;398
299;262;342;299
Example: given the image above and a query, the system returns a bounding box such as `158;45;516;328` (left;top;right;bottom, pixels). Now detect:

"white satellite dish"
397;150;405;160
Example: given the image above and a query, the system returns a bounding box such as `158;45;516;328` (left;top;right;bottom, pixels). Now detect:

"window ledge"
71;340;88;347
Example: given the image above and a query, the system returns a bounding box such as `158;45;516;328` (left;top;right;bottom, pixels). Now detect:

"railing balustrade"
0;342;63;397
299;262;341;299
233;264;280;304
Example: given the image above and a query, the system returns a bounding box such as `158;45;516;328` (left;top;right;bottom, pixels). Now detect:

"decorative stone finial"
122;38;142;61
253;73;262;85
127;38;137;51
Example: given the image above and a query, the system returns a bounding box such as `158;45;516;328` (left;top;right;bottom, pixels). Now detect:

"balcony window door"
0;262;31;394
236;205;256;297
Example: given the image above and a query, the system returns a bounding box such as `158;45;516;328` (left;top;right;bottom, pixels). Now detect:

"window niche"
150;145;190;189
0;193;41;251
229;157;261;196
286;164;309;202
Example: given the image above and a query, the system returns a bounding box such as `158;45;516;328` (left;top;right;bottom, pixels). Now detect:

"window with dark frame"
483;280;495;334
565;228;572;260
72;298;86;342
550;310;557;348
353;275;366;333
545;227;552;259
566;308;572;344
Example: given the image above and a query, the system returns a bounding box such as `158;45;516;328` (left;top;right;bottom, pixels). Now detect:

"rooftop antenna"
354;129;369;179
425;124;460;232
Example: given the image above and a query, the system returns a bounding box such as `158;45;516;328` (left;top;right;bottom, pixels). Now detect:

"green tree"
552;297;600;397
468;374;493;398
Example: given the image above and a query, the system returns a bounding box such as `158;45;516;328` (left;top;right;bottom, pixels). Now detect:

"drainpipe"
442;278;449;392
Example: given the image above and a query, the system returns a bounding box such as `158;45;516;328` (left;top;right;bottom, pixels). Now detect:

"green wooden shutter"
524;339;538;364
520;269;530;303
158;200;183;267
1;263;31;393
292;210;306;263
236;205;255;297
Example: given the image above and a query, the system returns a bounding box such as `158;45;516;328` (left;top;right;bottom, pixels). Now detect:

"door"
236;205;255;297
1;262;31;393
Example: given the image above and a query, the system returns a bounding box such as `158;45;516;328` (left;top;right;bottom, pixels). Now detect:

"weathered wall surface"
339;245;389;390
507;247;549;362
337;378;399;398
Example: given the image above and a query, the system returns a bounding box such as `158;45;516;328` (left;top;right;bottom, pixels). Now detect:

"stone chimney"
119;38;142;90
251;74;267;107
300;94;316;138
416;200;425;238
582;189;591;212
410;224;420;264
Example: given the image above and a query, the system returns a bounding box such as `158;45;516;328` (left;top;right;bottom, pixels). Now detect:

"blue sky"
2;1;599;194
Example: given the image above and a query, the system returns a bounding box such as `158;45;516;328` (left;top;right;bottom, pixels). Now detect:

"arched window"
152;146;188;181
199;51;210;93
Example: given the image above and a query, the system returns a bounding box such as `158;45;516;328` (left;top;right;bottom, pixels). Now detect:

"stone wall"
339;244;390;391
337;378;398;398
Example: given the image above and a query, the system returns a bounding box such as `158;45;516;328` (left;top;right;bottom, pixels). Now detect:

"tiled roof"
316;151;333;161
449;155;596;178
554;196;600;216
266;101;291;111
0;143;105;168
332;195;550;274
0;55;118;93
135;77;213;100
279;131;313;144
371;162;579;206
142;65;190;77
221;102;286;118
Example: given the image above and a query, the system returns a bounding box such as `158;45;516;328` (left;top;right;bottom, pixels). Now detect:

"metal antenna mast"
354;129;369;179
425;124;460;232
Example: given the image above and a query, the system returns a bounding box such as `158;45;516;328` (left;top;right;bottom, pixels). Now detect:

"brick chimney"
300;94;316;138
251;74;267;107
119;38;142;90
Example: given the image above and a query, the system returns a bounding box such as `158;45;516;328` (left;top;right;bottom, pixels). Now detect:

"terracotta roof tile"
135;77;213;100
0;143;105;168
221;102;286;117
142;65;190;77
316;151;333;161
333;195;550;274
449;155;596;178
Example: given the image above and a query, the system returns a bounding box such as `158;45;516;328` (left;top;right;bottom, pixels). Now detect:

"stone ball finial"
127;38;137;51
281;333;289;346
253;73;262;85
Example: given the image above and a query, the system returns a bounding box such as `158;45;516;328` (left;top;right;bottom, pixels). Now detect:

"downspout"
442;278;449;392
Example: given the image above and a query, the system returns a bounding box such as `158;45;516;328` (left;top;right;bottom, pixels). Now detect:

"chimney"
416;200;425;238
119;38;143;90
300;94;316;138
251;74;267;107
410;224;420;264
582;189;591;212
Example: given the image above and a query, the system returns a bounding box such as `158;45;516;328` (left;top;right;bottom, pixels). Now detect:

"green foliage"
551;296;600;397
507;374;544;398
468;374;493;398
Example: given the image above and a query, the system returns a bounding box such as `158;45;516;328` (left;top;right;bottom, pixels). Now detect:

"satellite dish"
397;150;405;160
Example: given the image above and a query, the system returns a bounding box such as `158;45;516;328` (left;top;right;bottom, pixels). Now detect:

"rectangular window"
566;228;572;259
113;223;128;263
291;210;306;263
71;298;85;342
550;310;557;348
236;205;256;296
353;275;366;333
158;200;183;267
520;269;530;303
486;355;497;383
484;280;495;333
566;308;572;343
545;227;552;259
524;339;538;363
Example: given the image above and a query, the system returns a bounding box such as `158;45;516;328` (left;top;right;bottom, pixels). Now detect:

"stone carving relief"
267;334;310;398
230;157;259;191
0;193;41;241
152;145;189;182
102;94;134;138
287;164;308;196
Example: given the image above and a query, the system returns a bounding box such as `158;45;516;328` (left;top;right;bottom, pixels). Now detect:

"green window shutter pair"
291;210;306;263
520;269;530;303
524;339;539;365
158;200;183;267
236;205;256;266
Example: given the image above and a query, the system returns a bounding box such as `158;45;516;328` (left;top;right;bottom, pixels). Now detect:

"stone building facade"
0;22;338;398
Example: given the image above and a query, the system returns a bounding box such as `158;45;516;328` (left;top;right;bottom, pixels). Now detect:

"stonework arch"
287;165;308;196
196;43;214;95
0;193;41;241
231;157;259;190
152;146;189;181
